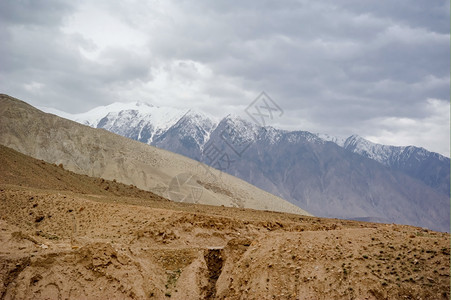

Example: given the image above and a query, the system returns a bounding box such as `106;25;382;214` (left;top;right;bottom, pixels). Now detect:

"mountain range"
41;100;450;232
0;94;309;216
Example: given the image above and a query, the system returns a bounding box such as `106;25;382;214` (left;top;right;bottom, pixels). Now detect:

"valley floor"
0;184;449;299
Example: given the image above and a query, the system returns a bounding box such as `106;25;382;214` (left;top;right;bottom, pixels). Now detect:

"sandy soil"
0;146;449;299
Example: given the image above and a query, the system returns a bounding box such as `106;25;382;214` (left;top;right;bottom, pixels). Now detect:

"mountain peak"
316;133;347;147
182;108;219;125
135;100;154;108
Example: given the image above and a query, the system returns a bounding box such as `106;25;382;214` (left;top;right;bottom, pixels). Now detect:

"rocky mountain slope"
340;135;450;196
0;142;449;299
47;100;450;232
208;117;449;232
0;94;310;216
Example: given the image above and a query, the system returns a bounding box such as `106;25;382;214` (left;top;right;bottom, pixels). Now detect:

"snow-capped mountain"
316;133;347;147
93;104;190;142
44;102;218;158
41;102;450;231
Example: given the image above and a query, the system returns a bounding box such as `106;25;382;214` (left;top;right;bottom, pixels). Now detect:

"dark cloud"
0;0;449;155
0;0;74;27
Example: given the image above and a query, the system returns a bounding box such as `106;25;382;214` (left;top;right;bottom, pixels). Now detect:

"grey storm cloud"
0;0;449;155
0;0;73;27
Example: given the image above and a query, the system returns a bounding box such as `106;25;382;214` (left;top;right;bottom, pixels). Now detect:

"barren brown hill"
0;142;449;299
0;144;167;200
0;94;310;216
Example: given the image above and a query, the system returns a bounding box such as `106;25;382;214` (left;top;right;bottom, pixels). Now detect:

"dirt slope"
0;94;310;216
0;144;167;200
0;145;449;299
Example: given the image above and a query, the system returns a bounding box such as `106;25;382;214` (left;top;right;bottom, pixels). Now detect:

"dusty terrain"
0;145;450;299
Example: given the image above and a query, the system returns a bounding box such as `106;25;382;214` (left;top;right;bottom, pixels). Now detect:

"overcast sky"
1;0;449;156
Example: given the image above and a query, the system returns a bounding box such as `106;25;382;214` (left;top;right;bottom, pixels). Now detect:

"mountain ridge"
38;99;450;231
0;94;310;217
42;100;449;158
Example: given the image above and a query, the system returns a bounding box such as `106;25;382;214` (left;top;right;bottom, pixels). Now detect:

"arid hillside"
0;145;449;299
0;144;168;200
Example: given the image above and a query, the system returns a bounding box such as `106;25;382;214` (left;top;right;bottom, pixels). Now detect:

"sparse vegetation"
0;143;449;299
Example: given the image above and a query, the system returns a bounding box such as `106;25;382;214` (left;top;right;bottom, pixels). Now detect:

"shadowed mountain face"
205;118;450;232
341;135;450;196
0;94;310;217
56;101;451;232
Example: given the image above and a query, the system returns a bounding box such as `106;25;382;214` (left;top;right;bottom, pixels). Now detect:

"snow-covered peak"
222;114;297;145
222;114;262;141
341;135;450;166
182;109;219;127
73;101;169;127
259;126;286;145
344;134;379;150
100;105;190;135
44;101;219;132
39;100;220;147
342;135;400;163
39;101;159;126
316;133;347;147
